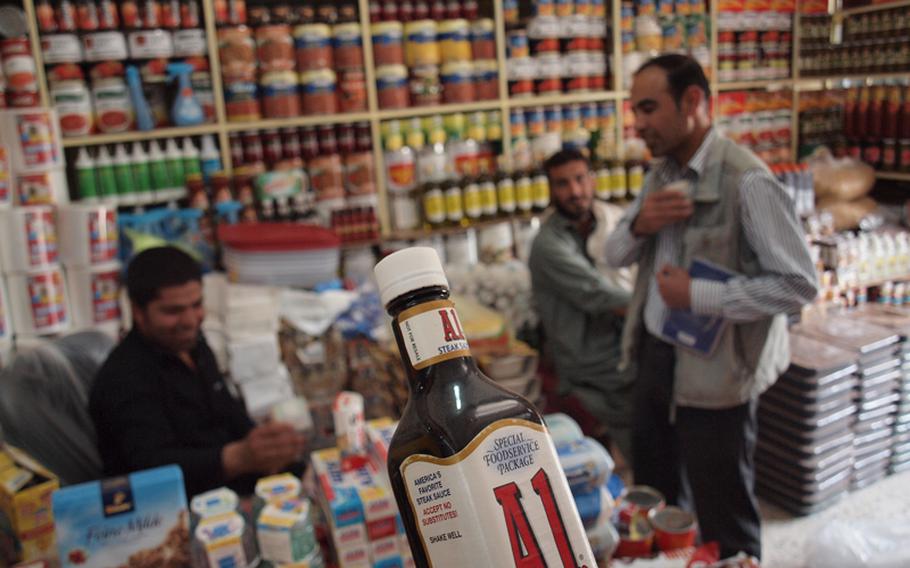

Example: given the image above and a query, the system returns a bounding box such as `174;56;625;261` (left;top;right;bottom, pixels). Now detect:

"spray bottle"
125;65;155;131
166;62;204;127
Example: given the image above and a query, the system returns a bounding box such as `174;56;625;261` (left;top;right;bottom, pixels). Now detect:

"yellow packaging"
0;446;58;563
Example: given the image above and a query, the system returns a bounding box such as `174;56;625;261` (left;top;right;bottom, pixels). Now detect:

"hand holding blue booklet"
661;258;736;356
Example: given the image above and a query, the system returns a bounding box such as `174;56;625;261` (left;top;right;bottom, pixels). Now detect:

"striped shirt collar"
656;127;717;179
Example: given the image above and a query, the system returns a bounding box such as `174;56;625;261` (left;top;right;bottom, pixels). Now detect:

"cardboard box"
0;445;59;563
52;465;189;568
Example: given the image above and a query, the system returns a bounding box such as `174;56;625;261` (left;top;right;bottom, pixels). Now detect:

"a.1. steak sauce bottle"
374;247;595;568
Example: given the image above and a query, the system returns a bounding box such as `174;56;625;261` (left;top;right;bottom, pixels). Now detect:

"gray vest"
620;135;790;409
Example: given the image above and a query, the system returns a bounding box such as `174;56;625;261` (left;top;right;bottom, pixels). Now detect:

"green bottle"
130;142;153;203
113;144;136;204
166;138;186;198
181;137;202;178
148;140;170;199
75;147;99;202
95;145;118;203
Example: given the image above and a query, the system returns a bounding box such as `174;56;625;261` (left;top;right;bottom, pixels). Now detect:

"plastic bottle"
75;147;99;202
131;142;153;203
113;143;135;204
373;247;596;568
514;170;533;213
95;145;118;203
531;169;550;210
417;127;449;185
148;140;171;196
462;177;482;221
182;137;202;179
166;62;204;126
199;134;222;182
166;138;186;198
125;65;155;131
385;124;417;194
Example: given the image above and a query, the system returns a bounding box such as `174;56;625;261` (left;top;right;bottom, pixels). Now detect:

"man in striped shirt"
606;54;818;559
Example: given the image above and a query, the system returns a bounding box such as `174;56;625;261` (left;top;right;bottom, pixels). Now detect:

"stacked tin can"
370;0;497;109
506;0;609;98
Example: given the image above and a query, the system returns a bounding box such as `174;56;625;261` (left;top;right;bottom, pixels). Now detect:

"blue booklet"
661;258;736;356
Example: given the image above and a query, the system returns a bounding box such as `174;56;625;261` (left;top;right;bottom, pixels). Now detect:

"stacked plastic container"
0;108;73;346
58;201;121;338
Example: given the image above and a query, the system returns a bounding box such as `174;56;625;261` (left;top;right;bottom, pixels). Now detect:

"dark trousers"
632;333;762;560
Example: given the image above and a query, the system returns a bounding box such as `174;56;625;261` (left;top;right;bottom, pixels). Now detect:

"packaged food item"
300;69;337;115
294;23;332;71
0;445;59;563
376;64;409;109
260;70;299;118
52;466;189;568
127;29;174;59
81;30;128;61
409;63;442;106
91;70;132;133
440;61;475;104
2;39;38;96
173;28;206;56
333;22;363;71
438;18;471;63
473;59;498;101
218;26;255;82
40;34;83;64
470;18;495;59
257;24;294;72
338;69;367;112
223;80;259;121
50;71;93;137
256;500;320;565
405;19;439;67
372;21;404;66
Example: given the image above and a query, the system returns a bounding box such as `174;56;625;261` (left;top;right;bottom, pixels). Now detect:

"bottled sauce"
496;171;516;214
462;177;481;221
610;162;627;201
478;174;497;218
423;183;445;226
531;169;550;210
627;162;644;198
594;161;611;201
514;170;533;213
443;179;463;224
373;247;596;568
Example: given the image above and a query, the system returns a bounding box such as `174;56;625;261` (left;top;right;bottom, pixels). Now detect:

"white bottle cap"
374;246;449;307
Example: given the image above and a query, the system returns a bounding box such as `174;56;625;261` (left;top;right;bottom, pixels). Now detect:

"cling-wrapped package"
0;331;115;485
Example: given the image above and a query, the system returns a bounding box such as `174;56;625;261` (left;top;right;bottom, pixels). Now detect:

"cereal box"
52;465;189;568
0;445;58;564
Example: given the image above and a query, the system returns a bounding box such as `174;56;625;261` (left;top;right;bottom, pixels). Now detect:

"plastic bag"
0;331;115;485
807;520;910;568
806;148;875;203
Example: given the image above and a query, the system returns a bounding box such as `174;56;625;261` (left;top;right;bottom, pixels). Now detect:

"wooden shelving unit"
877;172;910;183
386;212;540;242
833;0;910;18
25;0;910;242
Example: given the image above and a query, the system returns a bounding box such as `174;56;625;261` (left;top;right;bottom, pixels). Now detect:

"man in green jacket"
529;148;635;462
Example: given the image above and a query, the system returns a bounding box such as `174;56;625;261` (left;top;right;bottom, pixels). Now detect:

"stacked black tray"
756;330;858;515
797;314;901;491
854;305;910;475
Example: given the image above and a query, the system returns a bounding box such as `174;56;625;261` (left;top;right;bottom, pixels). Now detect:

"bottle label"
397;299;470;370
400;418;595;567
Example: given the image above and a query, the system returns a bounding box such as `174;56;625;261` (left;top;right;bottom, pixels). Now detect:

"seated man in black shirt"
90;247;305;497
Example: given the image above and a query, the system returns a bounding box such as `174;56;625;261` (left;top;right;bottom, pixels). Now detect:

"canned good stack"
619;0;709;89
228;122;376;224
797;90;846;159
0;108;78;343
370;1;497;109
71;135;221;204
509;101;617;171
506;0;609;98
716;90;792;165
36;0;213;137
219;3;367;121
800;4;910;78
716;0;793;83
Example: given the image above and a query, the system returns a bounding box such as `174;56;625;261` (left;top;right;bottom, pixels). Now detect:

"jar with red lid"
281;127;302;164
257;25;294;73
338;69;367;112
355;122;372;151
2;39;38;97
509;78;534;98
294;23;332;71
565;74;589;93
242;130;264;165
300;69;338;115
333;22;363;70
300;126;319;160
337;123;356;155
536;76;561;96
260;71;300;119
376;64;409;109
372;21;405;66
440;61;475;104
